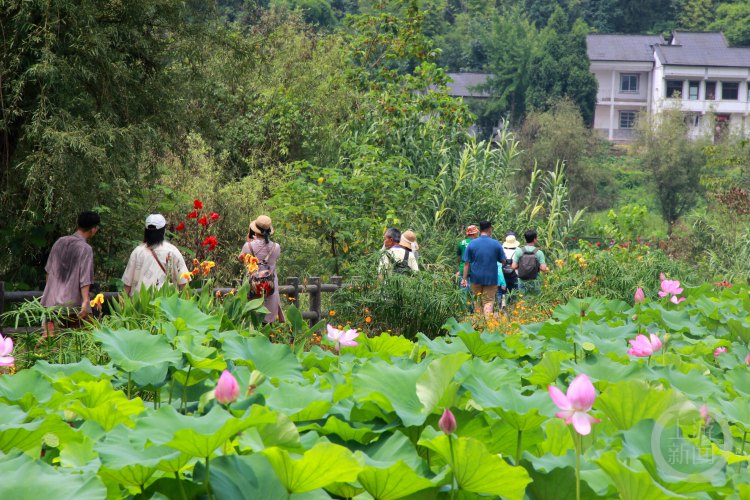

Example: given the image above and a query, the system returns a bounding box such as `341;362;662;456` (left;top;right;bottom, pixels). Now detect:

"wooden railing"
0;277;345;335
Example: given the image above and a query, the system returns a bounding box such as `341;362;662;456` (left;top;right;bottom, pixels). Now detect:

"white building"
587;31;750;142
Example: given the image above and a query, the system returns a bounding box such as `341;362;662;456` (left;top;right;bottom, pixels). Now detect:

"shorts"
471;284;498;306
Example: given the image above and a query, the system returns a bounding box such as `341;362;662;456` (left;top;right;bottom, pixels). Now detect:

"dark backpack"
501;251;515;278
393;248;413;274
517;247;540;280
247;244;277;298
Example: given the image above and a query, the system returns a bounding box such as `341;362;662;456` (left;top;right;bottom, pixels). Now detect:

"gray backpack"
517;247;540;280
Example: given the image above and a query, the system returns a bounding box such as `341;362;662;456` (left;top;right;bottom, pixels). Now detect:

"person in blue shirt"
461;221;506;317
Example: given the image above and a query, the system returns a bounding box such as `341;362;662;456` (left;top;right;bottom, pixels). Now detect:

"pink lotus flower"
745;353;750;366
627;334;662;357
658;280;684;298
0;334;14;366
714;347;728;358
326;324;359;351
439;408;457;435
700;404;711;425
215;370;239;405
634;288;645;304
549;374;601;436
670;295;686;304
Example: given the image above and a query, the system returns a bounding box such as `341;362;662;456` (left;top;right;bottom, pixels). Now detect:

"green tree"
634;108;709;234
711;1;750;47
524;9;598;126
677;0;714;31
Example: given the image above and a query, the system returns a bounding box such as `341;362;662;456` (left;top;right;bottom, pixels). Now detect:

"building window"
722;82;739;100
684;112;701;127
620;74;639;93
666;80;683;98
620;111;637;129
706;81;716;100
688;81;700;100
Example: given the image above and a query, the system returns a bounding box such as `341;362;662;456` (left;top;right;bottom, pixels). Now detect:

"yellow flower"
180;272;192;281
89;293;104;308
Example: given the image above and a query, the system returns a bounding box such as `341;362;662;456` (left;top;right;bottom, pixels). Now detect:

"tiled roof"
587;34;665;62
446;73;492;98
655;31;750;67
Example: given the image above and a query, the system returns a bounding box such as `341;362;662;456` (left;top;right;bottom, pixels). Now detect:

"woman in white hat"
239;215;284;323
502;232;520;297
122;214;190;296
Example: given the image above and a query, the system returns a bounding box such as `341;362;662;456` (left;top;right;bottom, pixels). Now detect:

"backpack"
393;248;413;274
516;247;540;280
501;250;515;278
247;244;277;298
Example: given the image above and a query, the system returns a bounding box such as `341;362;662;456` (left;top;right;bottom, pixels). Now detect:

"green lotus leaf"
417;333;470;356
97;425;182;488
718;398;750;430
222;332;303;381
67;380;145;431
527;351;570;387
724;367;750;397
597;380;683;430
239;412;301;452
457;332;510;359
358;461;434;500
261;381;332;421
94;327;181;373
359;332;415;357
159;295;220;333
131;362;172;388
532;321;569;340
192;453;288;499
263;442;363;494
651;367;721;400
0;406;75;455
525;451;600;500
0;369;55;411
595;451;688;499
174;333;226;371
417;433;531;499
302;415;378;444
0;452;107;499
415;352;470;414
725;318;750;343
360;431;424;469
32;359;116;382
462;380;553;431
574;356;643;384
458;358;521;390
537;418;576;456
134;405;274;457
352;359;426;426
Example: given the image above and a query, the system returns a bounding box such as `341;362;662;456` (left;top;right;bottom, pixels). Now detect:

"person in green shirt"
512;229;549;294
457;225;478;311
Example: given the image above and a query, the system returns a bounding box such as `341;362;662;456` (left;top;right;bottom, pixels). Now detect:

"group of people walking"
39;211;546;334
40;211;284;335
458;221;548;316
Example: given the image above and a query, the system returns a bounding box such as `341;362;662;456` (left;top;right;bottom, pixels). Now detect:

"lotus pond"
1;282;750;499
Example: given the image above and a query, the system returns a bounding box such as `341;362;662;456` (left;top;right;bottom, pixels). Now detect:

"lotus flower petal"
0;356;14;367
571;412;599;436
215;370;239;405
0;336;12;357
634;288;645;304
567;374;596;411
548;385;571;410
649;334;662;352
439;408;457;434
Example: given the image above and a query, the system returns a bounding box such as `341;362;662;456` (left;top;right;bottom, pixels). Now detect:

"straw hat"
465;225;479;236
400;230;418;251
249;215;274;235
504;233;520;248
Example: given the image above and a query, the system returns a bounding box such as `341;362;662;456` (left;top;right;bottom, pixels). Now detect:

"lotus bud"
745;353;750;366
247;370;265;396
713;347;728;358
631;314;638;321
439;408;457;435
659;272;666;281
63;410;77;422
634;288;645;304
215;370;240;405
700;404;711;425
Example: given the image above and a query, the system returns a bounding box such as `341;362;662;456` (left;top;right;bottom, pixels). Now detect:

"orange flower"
365;316;372;323
329;310;336;317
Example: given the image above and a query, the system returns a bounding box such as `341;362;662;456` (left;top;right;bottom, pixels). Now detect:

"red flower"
175;221;186;231
202;235;218;250
210;212;220;221
198;216;208;226
194;199;203;209
187;210;198;219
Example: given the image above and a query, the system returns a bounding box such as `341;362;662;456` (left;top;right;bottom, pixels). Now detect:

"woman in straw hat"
239;215;284;323
502;232;521;300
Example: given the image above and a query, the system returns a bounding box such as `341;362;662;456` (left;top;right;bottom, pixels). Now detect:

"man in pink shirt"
41;211;100;337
